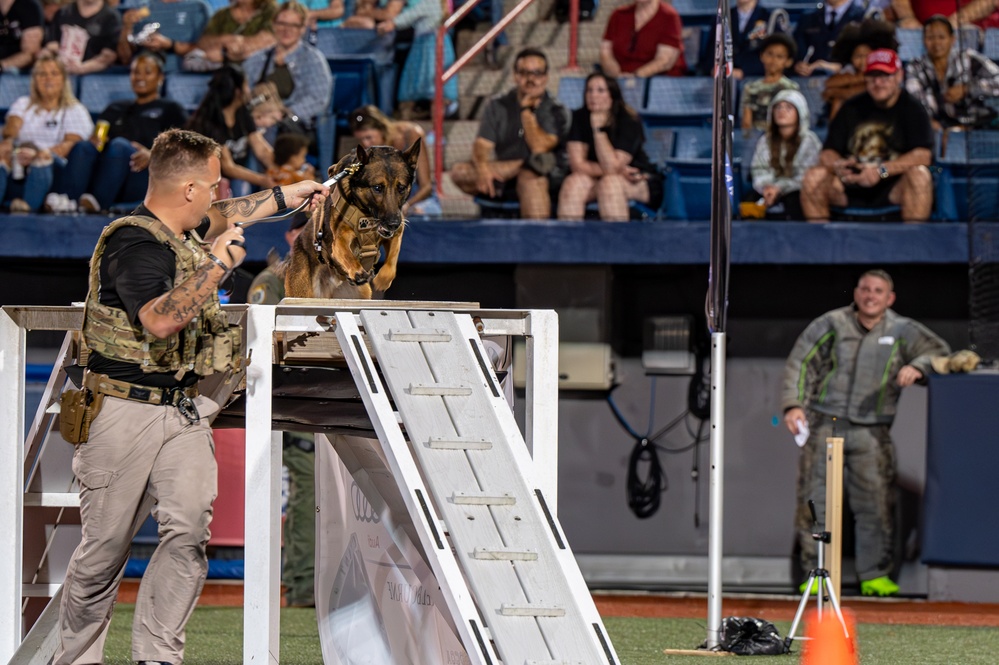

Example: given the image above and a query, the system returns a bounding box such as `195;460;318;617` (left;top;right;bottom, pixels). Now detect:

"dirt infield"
119;582;999;627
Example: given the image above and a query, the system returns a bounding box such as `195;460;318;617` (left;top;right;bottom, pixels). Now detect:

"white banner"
315;435;468;665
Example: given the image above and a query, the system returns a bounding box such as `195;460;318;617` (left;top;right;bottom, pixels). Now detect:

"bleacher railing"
432;0;582;197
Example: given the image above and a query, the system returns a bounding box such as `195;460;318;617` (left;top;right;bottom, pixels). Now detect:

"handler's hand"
896;365;923;387
211;225;246;270
784;407;806;435
281;180;330;210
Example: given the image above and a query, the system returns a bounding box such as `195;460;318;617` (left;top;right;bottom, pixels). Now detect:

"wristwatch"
878;164;890;180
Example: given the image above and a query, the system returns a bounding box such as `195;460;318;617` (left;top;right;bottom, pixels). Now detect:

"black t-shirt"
194;105;256;162
0;0;44;62
86;205;211;387
49;2;120;63
567;106;656;175
824;89;934;165
100;98;188;149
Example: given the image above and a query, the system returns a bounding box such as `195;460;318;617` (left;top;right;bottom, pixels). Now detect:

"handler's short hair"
860;268;894;291
149;129;222;183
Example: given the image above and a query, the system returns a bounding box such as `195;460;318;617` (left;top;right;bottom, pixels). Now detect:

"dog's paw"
348;269;373;286
372;271;395;292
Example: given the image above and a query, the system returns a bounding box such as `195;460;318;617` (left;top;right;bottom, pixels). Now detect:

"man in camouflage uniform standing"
56;129;327;665
247;211;316;607
782;269;949;598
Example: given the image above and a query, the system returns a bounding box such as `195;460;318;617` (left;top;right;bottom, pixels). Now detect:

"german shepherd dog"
285;139;421;299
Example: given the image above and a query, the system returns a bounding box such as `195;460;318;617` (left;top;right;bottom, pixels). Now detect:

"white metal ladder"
335;308;620;665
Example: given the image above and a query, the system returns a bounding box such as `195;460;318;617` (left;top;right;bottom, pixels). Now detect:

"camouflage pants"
795;414;896;582
283;437;316;605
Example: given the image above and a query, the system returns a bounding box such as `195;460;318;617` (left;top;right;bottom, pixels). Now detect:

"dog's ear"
355;143;370;166
402;138;422;172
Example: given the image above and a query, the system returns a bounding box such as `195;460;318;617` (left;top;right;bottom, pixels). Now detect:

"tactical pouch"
59;389;89;444
59;388;106;445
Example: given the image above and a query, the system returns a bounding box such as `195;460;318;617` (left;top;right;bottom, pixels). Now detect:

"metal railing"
433;0;582;198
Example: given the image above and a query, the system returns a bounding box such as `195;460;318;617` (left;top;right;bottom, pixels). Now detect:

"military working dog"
285;139;420;299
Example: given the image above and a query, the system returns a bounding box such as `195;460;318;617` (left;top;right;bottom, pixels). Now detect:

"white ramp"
335;308;620;665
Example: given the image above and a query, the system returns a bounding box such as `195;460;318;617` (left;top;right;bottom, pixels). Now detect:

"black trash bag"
718;616;789;655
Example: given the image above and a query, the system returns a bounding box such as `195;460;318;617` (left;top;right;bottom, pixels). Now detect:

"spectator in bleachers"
557;72;662;222
242;1;332;131
0;0;45;73
266;131;315;183
186;64;276;191
350;104;439;215
301;0;343;28
374;0;458;120
0;53;91;211
892;0;999;29
191;0;276;68
793;0;866;77
42;0;120;74
342;0;400;29
599;0;686;78
740;32;798;133
748;89;822;220
62;51;187;212
450;47;569;219
822;18;899;121
700;0;771;79
116;0;211;70
801;49;934;222
905;14;999;130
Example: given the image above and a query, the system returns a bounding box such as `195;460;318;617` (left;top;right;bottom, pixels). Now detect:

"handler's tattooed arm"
204;181;331;239
204;188;276;239
138;260;228;339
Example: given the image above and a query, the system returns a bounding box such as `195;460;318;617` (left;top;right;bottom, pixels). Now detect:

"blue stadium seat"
557;76;586;110
669;0;716;26
79;74;134;116
984;28;999;61
672;125;713;159
642;76;715;126
896;28;924;62
164;72;212;112
936;129;999;219
644;127;675;168
328;57;379;128
0;74;32;116
664;126;742;220
788;76;828;127
313;27;394;65
557;76;646;112
733;128;763;199
315;75;337;173
683;25;707;75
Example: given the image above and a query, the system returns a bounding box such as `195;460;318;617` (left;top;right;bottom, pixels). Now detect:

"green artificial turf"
104;605;999;664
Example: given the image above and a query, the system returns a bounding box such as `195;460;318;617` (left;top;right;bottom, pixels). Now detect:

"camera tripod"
784;500;850;651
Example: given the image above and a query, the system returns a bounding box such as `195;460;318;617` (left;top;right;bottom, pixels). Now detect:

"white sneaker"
79;193;100;213
43;192;61;213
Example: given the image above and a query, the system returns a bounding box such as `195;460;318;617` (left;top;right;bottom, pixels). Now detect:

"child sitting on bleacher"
740;32;798;134
267;132;315;185
747;89;821;221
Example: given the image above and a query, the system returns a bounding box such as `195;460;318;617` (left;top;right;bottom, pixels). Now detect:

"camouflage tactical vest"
83;215;242;376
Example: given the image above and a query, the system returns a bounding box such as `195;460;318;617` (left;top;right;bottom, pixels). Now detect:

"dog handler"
781;269;949;597
55;128;327;665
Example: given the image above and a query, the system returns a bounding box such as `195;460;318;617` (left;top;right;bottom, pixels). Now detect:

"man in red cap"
801;48;935;221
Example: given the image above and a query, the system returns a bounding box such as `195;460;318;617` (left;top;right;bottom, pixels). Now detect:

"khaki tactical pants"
55;395;220;665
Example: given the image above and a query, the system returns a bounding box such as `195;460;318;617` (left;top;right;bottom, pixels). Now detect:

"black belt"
84;372;201;423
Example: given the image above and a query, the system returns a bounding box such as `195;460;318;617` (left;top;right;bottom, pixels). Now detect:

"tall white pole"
706;332;726;648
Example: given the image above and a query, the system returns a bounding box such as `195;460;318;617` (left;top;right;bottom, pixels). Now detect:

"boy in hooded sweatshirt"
749;88;822;220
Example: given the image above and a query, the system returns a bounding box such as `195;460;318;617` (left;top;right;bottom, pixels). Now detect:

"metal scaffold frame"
0;301;566;665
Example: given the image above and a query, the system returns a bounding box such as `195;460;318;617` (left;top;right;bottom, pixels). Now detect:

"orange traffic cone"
800;609;857;665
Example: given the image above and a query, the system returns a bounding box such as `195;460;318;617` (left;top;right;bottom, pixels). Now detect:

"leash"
235;164;360;229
